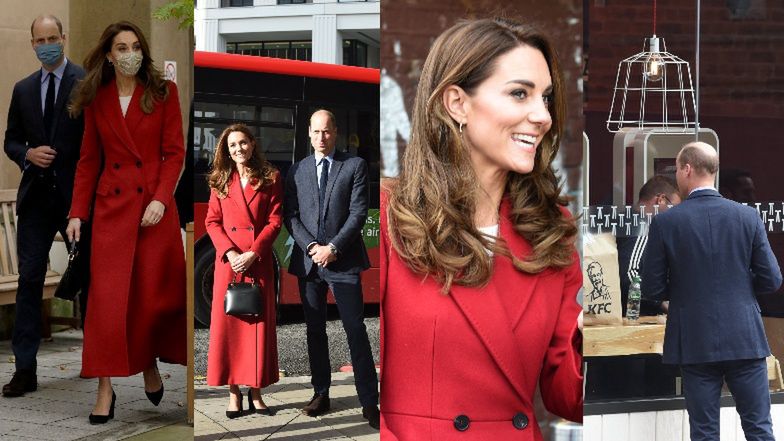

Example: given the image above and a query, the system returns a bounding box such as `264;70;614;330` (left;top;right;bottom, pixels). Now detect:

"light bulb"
643;36;664;82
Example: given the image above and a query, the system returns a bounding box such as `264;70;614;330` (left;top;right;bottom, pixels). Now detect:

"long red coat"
70;81;186;377
205;171;282;388
380;195;583;440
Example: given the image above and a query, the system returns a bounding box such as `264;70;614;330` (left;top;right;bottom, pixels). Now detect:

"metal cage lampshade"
606;36;697;133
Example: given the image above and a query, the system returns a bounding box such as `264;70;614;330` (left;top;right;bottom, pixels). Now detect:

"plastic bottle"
627;276;641;322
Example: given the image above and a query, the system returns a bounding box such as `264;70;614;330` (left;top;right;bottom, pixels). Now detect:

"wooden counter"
583;320;784;390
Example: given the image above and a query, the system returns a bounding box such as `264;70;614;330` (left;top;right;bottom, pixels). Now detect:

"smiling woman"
380;18;583;440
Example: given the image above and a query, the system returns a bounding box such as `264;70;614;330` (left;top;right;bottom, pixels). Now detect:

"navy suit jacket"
283;150;370;277
3;61;85;215
641;189;782;364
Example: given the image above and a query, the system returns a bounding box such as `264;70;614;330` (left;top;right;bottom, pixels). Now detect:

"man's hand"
26;146;57;168
309;245;336;267
140;200;165;227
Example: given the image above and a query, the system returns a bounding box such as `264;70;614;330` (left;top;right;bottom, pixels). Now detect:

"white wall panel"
655;410;684;441
602;413;629;441
584;415;603;441
628;412;656;441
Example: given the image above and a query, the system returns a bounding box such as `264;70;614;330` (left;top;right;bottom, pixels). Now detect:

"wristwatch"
328;243;338;255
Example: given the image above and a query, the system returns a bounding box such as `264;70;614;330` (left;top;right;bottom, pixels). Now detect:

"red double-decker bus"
192;51;380;326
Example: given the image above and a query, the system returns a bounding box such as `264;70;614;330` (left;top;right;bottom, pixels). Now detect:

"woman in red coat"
381;18;583;440
66;22;186;423
205;124;282;418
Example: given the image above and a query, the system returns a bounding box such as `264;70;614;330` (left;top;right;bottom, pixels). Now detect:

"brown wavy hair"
207;124;277;198
69;21;168;117
386;17;577;293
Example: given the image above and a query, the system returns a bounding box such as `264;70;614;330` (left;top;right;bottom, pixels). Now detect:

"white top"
477;224;499;256
119;96;132;117
240;177;249;189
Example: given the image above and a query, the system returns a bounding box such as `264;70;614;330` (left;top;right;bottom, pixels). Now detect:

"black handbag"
224;272;263;317
54;241;83;301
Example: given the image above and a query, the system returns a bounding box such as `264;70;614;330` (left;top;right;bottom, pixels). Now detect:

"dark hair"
638;175;678;203
207;124;277;198
69;21;168;117
31;15;63;37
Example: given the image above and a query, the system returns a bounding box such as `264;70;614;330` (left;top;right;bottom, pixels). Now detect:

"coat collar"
448;196;538;408
321;153;344;218
687;188;721;200
100;80;143;160
48;61;79;142
228;171;255;224
306;151;346;219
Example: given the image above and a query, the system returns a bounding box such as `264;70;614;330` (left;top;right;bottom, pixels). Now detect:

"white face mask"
114;51;143;76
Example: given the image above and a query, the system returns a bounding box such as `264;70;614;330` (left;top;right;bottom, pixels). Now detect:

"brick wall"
381;0;584;186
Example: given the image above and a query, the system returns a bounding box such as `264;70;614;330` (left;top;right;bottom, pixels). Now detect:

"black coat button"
512;413;529;430
136;161;142;168
231;227;236;232
137;187;143;193
114;188;120;195
113;163;120;169
453;415;470;432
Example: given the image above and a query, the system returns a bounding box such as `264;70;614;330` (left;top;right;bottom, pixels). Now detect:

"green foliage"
153;0;194;30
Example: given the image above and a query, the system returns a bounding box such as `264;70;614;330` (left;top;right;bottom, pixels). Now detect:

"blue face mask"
35;43;63;66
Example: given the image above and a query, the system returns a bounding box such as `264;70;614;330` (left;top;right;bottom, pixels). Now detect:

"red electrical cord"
653;0;657;35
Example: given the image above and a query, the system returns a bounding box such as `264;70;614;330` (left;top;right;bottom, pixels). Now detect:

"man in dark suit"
642;142;782;441
2;15;85;397
284;109;379;429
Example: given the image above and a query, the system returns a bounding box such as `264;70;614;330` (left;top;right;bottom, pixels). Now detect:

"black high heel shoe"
226;390;243;419
145;366;164;406
248;388;275;416
89;390;116;425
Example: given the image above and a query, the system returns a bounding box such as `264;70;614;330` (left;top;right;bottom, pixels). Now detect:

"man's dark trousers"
13;178;69;371
299;266;377;407
681;358;773;441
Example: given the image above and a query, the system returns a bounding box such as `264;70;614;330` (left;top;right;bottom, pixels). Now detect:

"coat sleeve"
330;158;369;253
283;162;317;250
250;171;283;257
750;212;783;294
640;217;669;303
539;248;583;423
152;81;185;208
69;105;101;220
205;189;237;262
378;188;400;441
3;82;28;170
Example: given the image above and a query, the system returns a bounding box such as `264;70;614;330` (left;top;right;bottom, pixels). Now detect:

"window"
343;40;368;68
226;41;312;62
277;0;310;4
221;0;253;6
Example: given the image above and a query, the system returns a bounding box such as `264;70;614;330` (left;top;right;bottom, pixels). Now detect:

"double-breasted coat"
205;171;283;388
70;81;186;377
379;194;583;440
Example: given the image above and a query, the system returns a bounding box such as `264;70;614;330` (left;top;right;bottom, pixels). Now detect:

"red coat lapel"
100;81;143;160
243;178;260;207
449;197;538;408
228;172;254;225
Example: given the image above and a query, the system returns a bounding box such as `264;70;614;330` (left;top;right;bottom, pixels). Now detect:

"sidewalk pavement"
0;329;190;440
195;372;380;441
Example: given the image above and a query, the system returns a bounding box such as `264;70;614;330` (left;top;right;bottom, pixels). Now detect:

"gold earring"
459;122;464;133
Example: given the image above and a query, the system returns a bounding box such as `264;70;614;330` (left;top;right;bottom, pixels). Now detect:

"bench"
0;189;80;336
